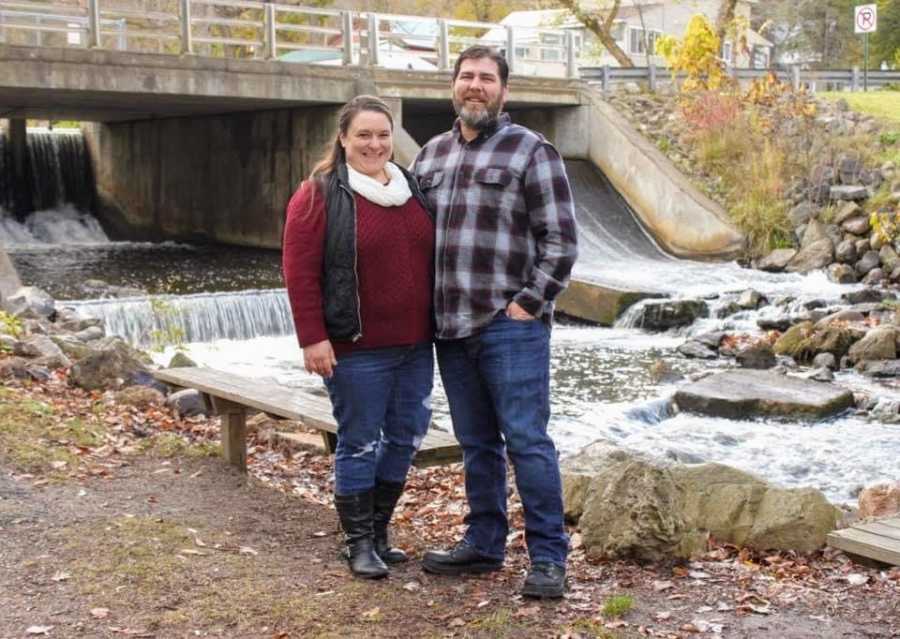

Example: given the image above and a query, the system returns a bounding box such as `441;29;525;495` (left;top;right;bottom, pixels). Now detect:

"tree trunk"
558;0;634;67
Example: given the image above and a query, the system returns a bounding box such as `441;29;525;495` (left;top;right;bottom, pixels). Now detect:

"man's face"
452;57;508;131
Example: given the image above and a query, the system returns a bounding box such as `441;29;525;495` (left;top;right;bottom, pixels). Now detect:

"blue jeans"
324;342;433;495
436;314;568;567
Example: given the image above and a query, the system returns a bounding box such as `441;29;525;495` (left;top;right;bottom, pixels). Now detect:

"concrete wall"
586;94;744;259
85;106;339;248
0;247;21;300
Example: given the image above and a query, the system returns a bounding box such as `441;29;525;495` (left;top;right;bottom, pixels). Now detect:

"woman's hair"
309;94;395;180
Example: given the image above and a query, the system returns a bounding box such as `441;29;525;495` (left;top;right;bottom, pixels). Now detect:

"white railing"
0;0;579;78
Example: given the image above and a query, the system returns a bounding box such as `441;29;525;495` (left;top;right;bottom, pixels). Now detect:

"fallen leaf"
26;627;53;636
688;570;711;579
448;618;465;627
90;608;110;619
179;549;206;556
239;546;258;556
51;571;71;582
653;579;674;591
361;607;381;620
845;573;868;586
654;612;672;621
312;531;327;538
402;581;420;592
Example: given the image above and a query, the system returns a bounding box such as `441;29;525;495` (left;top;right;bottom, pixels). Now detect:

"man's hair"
452;45;509;87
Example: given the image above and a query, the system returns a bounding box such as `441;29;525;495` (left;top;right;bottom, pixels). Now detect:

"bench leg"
210;397;247;472
321;431;337;454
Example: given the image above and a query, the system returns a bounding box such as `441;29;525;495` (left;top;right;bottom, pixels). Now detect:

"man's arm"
513;143;579;317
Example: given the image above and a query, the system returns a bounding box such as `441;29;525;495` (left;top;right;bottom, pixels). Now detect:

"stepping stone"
674;370;854;420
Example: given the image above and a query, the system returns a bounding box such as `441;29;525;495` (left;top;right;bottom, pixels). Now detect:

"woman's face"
340;110;393;180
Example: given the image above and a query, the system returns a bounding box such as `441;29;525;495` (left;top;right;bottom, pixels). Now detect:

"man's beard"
453;95;502;130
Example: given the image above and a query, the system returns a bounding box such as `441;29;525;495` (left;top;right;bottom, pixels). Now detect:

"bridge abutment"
85;106;339;248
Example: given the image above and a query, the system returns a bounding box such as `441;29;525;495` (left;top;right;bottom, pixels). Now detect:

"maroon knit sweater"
282;179;434;356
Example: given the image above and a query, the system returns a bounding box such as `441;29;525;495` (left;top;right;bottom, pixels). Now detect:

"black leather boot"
334;491;389;579
372;480;408;564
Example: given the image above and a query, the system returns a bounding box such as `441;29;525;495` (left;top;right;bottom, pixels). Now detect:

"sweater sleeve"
282;180;329;348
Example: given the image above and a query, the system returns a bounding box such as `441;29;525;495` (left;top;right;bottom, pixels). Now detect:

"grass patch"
602;594;635;618
818;91;900;126
140;432;220;458
568;618;622;638
0;392;103;475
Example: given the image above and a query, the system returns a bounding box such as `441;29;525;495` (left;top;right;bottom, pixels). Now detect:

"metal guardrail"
0;0;580;78
581;65;900;93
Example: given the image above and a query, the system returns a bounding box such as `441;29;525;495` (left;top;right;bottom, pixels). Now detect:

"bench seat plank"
154;366;461;468
827;517;900;567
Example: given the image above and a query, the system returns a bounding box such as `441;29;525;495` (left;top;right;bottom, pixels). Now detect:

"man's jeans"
324;342;433;495
436;314;568;567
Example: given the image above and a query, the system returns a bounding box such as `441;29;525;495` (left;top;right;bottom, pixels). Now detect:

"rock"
623;81;641;94
842;288;884;305
68;348;150;391
0;356;31;379
786;239;834;273
630;299;709;331
673;369;855;420
858;482;900;520
892;264;900;283
841;216;871;236
757;316;793;332
694;332;727;349
649;359;683;383
833;201;862;225
715;301;742;318
737;290;765;309
806;367;834;382
677;340;718;359
773;321;814;359
856;250;881;276
168;351;197;368
57;316;103;333
830;185;869;201
827;263;857;284
814;309;865;328
113;385;166;408
856;238;872;257
834;239;858;263
801;219;829;247
563;442;841;559
788;201;816;227
13;335;66;360
49;335;94;361
756;248;796;272
812;352;837;370
862;268;884;286
0;334;16;350
735;341;776;369
33;353;72;370
165;388;209;418
73;326;105;342
856;359;900;377
806;324;866;362
848;326;899;363
879;245;899;273
2;286;55;319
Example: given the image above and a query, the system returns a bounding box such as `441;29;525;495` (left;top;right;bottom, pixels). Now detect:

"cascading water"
0;129;97;218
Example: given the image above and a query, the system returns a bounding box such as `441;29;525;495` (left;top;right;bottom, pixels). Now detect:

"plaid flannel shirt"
412;113;578;340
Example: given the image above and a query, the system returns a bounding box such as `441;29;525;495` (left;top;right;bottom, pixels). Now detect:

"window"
629;27;661;55
541;47;561;61
722;41;733;62
540;33;562;46
515;46;528;59
752;47;769;69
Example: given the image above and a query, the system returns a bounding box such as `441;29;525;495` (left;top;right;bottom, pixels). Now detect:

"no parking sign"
854;4;877;34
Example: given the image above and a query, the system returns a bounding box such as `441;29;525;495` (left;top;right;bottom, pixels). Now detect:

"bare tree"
633;0;652;66
715;0;738;43
557;0;634;67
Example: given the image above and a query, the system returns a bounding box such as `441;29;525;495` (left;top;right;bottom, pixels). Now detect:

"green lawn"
817;90;900;125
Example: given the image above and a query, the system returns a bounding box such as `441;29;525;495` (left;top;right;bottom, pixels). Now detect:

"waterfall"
0;129;97;217
65;289;296;348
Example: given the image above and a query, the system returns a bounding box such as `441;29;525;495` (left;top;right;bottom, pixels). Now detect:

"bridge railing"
581;64;900;93
0;0;579;78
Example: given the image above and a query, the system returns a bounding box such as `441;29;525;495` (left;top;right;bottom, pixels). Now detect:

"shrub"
657;15;726;92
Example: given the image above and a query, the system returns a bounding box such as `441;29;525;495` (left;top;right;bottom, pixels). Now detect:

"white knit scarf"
346;161;412;207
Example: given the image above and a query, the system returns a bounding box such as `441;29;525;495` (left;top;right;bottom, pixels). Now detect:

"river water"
2;131;898;505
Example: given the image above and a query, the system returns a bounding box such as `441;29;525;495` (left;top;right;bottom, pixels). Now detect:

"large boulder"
756;248;797;272
68;347;150;391
847;326;899;363
734;341;776;369
673;369;855;420
13;335;67;361
2;286;55;319
562;441;841;560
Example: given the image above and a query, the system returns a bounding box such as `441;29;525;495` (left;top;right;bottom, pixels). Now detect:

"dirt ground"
1;371;899;639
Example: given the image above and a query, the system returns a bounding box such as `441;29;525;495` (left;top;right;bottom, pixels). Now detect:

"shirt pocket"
473;167;517;214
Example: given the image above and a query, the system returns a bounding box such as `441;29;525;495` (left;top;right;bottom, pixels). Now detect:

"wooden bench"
827;516;900;567
153;366;462;472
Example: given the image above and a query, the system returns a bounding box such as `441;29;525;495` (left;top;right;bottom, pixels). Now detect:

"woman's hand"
506;301;535;321
303;340;337;378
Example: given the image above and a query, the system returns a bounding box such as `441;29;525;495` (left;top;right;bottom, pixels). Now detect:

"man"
412;45;578;599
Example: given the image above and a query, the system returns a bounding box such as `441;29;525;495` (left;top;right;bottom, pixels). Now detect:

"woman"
282;95;434;579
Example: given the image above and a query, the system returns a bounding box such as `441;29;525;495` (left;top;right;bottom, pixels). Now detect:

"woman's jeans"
324;342;433;496
435;314;568;568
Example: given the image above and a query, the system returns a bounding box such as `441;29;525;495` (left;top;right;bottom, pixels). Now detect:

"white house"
492;0;773;73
